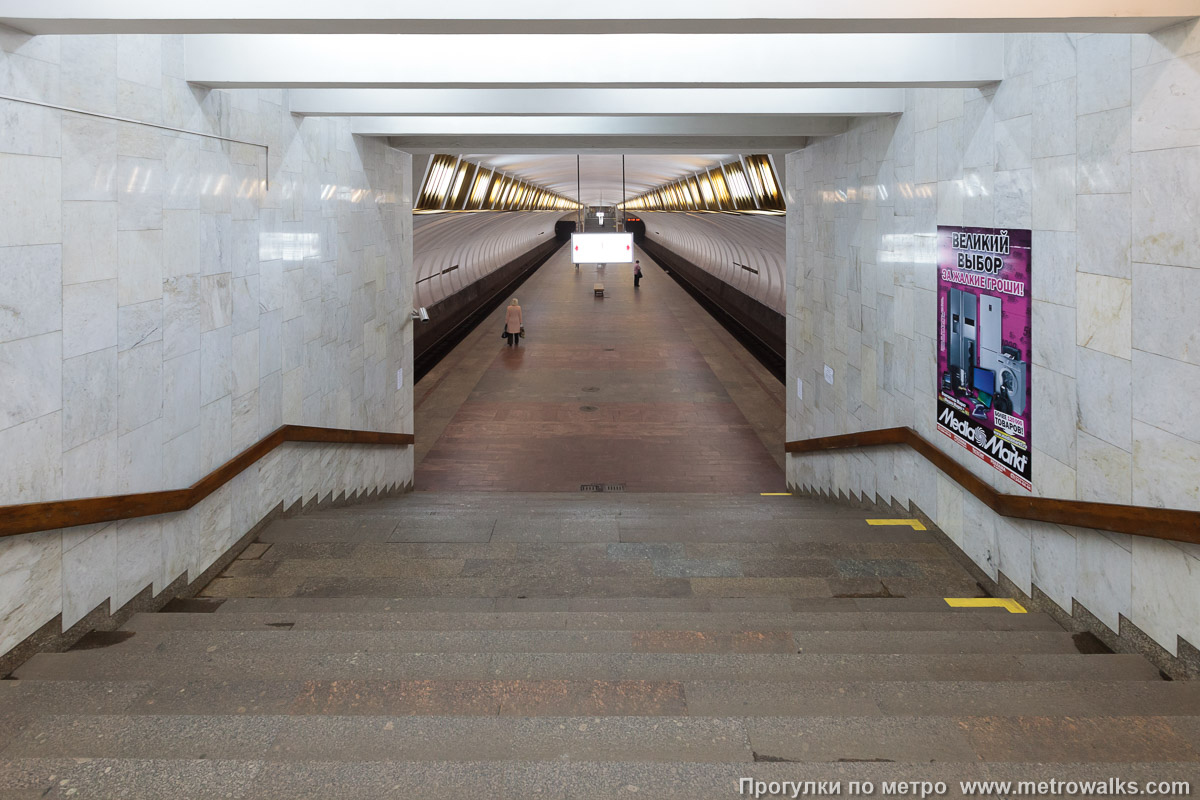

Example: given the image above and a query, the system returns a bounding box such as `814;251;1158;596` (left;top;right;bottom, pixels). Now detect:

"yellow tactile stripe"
865;518;926;530
760;492;792;496
944;597;1027;614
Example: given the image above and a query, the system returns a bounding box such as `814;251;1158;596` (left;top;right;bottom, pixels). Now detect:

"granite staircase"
2;493;1197;798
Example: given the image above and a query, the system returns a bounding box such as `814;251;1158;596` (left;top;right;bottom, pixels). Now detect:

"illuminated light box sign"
571;233;634;264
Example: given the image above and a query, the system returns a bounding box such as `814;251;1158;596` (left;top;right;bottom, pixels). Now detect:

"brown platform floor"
415;246;785;492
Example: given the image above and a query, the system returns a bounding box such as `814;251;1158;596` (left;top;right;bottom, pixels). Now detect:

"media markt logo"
972;427;987;447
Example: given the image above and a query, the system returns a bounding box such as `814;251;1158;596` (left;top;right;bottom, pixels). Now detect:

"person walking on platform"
504;297;524;347
634;260;643;289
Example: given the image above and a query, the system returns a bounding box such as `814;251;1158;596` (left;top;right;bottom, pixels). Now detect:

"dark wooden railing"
786;427;1200;545
0;425;414;538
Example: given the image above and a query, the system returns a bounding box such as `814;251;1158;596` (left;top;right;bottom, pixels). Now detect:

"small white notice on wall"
824;364;834;385
397;368;403;389
796;378;803;400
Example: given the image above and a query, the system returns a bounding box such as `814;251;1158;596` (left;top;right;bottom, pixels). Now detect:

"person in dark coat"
633;260;643;288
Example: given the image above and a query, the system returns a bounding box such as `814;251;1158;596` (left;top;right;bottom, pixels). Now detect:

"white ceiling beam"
184;34;1003;89
384;137;811;155
349;116;848;137
2;1;1193;34
288;88;905;117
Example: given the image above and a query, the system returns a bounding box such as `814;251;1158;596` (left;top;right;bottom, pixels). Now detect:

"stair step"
196;574;986;599
208;596;1016;614
1;757;1197;800
127;609;1063;633
13;651;1160;684
8;713;1196;764
7;678;1194;718
99;628;1081;656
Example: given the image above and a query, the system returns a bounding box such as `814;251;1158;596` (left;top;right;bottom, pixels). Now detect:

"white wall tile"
61;201;117;284
60;117;118;203
995;517;1034;595
1076;273;1132;359
1131;51;1200;151
1132;351;1200;445
1131;147;1200;269
231;330;259;399
0;331;62;430
62;431;120;499
117;418;162;494
1132;536;1200;656
117;341;162;436
161;274;200;360
0;412;62;505
1076;348;1132;451
1032;155;1076;232
199;326;231;406
1077;109;1131;195
1032;525;1077;613
0;244;61;344
117;229;163;305
994;116;1031;172
1132;262;1200;367
1032;78;1076;158
1076;193;1131;278
118;298;162;353
1031;301;1076;378
1132;421;1200;509
0;155;61;247
1078;35;1132;115
1075;527;1132;631
60;523;115;628
62;279;117;359
62;347;118;452
1077;430;1132;504
0;530;63;655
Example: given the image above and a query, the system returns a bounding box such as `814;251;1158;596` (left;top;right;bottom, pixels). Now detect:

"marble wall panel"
0;530;63;656
0;244;61;344
0;155;61;247
62;347;118;452
1131;537;1200;657
0;413;62;505
0;31;414;661
786;24;1200;658
1131;262;1200;367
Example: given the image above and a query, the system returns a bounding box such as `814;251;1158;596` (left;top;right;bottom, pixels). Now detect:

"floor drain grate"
580;483;626;492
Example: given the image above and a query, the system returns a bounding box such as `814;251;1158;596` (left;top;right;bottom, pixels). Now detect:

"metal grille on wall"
619;155;783;214
417;154;581;213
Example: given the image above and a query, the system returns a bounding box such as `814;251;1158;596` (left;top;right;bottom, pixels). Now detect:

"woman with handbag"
504;298;524;347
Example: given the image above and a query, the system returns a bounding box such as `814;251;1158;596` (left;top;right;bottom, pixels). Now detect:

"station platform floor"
414;246;786;493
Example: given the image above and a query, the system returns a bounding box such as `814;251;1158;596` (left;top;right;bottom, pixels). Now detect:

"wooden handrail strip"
787;427;1200;545
0;425;414;538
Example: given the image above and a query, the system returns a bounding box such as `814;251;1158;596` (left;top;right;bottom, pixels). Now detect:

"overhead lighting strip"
416;154;581;213
619;155;784;214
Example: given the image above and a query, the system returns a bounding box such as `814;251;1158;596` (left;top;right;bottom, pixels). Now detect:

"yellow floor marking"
944;597;1027;614
865;518;926;530
760;492;792;496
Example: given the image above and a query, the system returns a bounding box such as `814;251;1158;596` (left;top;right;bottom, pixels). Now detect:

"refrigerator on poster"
936;226;1033;491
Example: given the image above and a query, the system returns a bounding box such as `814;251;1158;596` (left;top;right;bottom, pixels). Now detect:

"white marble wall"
0;29;414;657
786;23;1200;658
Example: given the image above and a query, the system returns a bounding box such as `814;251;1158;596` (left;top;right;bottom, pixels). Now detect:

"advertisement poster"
936;226;1033;491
